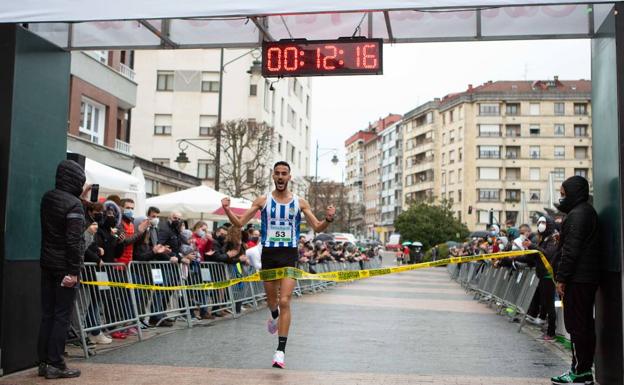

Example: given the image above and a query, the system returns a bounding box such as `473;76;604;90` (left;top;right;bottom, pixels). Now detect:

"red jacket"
115;221;135;265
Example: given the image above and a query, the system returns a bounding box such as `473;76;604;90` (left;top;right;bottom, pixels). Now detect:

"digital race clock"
262;38;383;77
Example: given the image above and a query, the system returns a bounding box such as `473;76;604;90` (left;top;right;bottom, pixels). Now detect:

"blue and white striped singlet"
260;193;301;248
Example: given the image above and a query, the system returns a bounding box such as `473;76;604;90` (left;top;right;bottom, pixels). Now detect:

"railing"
72;257;382;358
115;139;132;155
117;62;136;81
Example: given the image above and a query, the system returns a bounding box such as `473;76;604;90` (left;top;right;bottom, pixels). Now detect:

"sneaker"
126;327;139;336
272;350;285;369
267;318;278;335
91;333;113;345
542;334;556;342
527;315;545;326
38;362;47;377
45;366;81;379
551;370;594;384
110;331;127;340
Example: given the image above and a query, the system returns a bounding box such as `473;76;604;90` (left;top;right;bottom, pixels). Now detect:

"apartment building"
378;121;403;242
130;49;311;198
403;79;592;231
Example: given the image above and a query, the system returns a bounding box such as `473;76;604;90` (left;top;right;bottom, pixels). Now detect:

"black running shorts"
261;247;299;270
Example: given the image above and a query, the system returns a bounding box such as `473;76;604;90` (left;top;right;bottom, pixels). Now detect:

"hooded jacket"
556;176;601;284
515;216;559;279
96;200;122;263
40;160;86;275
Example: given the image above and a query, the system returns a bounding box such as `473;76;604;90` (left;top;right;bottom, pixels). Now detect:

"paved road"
2;265;568;385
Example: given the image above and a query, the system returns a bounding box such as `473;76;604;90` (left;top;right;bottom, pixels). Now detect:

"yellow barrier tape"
80;249;553;291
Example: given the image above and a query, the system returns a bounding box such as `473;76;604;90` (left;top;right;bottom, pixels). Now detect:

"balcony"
117;62;136;81
115;139;132;155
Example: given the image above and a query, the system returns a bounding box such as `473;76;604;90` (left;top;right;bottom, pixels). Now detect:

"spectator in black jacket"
37;160;85;379
158;211;184;257
551;176;601;385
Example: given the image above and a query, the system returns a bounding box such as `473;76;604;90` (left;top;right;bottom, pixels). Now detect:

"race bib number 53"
268;225;291;243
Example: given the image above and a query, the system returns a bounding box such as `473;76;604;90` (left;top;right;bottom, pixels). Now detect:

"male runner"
221;161;335;369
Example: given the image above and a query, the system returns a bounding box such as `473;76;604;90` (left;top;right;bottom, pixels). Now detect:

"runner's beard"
274;180;288;191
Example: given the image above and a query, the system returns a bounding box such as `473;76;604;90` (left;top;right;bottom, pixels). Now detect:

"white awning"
84;157;141;194
2;1;615;49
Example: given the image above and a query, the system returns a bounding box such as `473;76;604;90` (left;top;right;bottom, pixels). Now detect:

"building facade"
67;50;200;196
403;79;592;231
378;121;403;242
130;49;311;198
363;134;381;239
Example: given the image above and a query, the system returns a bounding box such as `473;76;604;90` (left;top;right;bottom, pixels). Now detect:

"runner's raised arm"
221;196;265;228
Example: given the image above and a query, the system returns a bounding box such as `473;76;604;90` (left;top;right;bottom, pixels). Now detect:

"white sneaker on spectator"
91;333;112;345
272;350;285;369
267;318;278;335
526;316;545;326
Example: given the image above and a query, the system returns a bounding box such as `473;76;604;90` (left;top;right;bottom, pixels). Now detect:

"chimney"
468;84;473;92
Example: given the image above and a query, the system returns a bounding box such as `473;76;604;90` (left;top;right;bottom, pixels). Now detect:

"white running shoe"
272;350;285;369
91;333;112;344
267;318;278;335
526;315;545;326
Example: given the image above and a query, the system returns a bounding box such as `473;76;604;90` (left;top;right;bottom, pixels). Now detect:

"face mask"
196;230;206;238
105;216;116;227
171;220;180;229
556;196;572;213
150;217;159;227
216;235;226;242
490;231;497;236
94;212;103;222
123;209;134;219
537;223;547;233
250;236;260;242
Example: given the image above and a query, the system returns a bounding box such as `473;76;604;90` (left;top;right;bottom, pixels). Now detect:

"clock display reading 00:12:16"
262;39;383;77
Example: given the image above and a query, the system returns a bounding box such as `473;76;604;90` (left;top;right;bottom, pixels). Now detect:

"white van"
386;233;401;251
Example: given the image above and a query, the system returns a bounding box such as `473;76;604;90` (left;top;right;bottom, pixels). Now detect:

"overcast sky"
309;39;591;181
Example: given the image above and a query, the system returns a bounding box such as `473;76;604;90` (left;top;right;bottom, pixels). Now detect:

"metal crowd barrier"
74;257;380;358
449;261;540;331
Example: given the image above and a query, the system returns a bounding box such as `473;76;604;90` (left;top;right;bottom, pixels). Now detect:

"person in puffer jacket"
550;175;602;385
37;160;85;379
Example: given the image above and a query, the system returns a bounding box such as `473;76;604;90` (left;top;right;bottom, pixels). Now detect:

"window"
530;168;540;181
479;145;500;159
156;71;174;91
506;146;520;159
280;98;285;126
448;191;455;203
506;211;518;224
506;125;521;137
154;114;172;135
529;125;540;136
574;103;588;115
441;153;445;165
201;80;220;92
246;167;254;184
505;189;520;202
554;124;565;136
575;168;588;178
479;189;500;202
574;125;588;137
145;178;159;196
426;112;433;124
449;130;455;142
554;103;565;115
449;150;455;163
574;146;588;159
479;210;497;224
553;168;565;181
479;167;500;180
458;168;462;182
152;158;170;167
530;189;541;202
79;98;105;145
529;103;540;115
506;103;520;115
197;160;216;180
287;106;296;127
449;170;455;184
277;134;283;154
442;133;446;144
529;146;540;159
479;124;501;137
449;110;454;122
458;148;463;161
554;146;565;159
249;84;257;96
479;103;500;116
199;115;217;136
506;168;520;181
458;190;462;202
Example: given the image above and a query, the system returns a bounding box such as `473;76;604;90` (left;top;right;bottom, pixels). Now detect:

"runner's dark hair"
273;161;291;171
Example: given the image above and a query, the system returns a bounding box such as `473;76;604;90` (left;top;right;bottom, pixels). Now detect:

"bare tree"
303;178;357;233
206;119;275;198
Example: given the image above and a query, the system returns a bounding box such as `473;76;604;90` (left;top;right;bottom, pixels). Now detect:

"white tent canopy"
84;157;141;195
145;185;254;221
2;1;614;49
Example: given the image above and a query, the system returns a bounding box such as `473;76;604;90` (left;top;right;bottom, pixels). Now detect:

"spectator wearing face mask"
550;176;601;385
210;226;228;255
158;211;184;258
97;201;122;264
246;229;261;248
115;198;149;266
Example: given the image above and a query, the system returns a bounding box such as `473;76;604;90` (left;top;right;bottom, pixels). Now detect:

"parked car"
332;232;357;245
